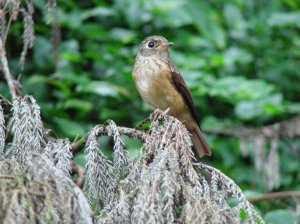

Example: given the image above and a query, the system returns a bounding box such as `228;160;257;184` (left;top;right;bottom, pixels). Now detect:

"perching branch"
71;109;171;155
71;124;147;154
248;191;300;203
206;115;300;139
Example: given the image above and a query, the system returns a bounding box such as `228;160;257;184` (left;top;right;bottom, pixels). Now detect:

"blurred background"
1;0;300;222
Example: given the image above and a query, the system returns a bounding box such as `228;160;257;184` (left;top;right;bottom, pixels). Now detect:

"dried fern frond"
1;94;264;223
196;163;264;223
10;96;43;164
27;96;44;151
84;122;133;212
207;116;300;191
107;120;128;176
0;0;20;41
84;126;116;211
4;0;21;21
11;96;33;163
94;110;264;224
19;1;34;68
44;138;72;176
46;0;58;24
0;0;36;69
1;94;92;223
0;153;92;224
240;136;280;190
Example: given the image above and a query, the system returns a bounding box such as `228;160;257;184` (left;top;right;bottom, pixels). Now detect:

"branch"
247;191;300;203
206;116;300;139
0;175;16;180
71;109;170;154
0;38;20;99
71;125;147;154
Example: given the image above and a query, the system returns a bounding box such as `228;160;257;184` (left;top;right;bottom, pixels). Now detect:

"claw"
150;108;170;122
162;108;170;115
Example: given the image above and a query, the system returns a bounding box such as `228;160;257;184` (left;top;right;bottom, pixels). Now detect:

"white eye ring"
147;41;155;48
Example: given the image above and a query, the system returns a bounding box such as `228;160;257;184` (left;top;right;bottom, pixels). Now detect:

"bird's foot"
150;108;170;122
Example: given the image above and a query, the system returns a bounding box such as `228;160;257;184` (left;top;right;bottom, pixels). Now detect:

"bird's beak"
161;42;173;49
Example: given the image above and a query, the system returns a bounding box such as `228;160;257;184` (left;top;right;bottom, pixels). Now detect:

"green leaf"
123;137;143;159
185;1;226;49
77;24;107;40
113;0;152;28
151;0;192;28
61;99;93;113
224;4;244;30
26;75;72;97
268;12;300;28
265;209;297;224
77;81;129;97
235;101;261;120
261;94;284;115
286;102;300;114
59;9;84;28
239;209;247;221
33;36;53;68
227;197;239;208
244;190;261;198
201;116;236;131
223;47;253;67
223;4;247;39
73;153;87;167
209;76;275;103
234;94;284;120
81;7;115;20
53;117;86;137
109;28;137;44
60;40;81;62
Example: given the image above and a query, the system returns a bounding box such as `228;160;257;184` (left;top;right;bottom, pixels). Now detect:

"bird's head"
136;35;173;60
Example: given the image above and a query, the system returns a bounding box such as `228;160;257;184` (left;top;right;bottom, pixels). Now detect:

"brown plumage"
132;36;211;157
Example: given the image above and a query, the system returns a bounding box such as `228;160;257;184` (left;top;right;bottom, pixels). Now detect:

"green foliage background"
1;0;300;222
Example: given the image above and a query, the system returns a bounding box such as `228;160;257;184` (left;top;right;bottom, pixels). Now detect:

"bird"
132;35;211;157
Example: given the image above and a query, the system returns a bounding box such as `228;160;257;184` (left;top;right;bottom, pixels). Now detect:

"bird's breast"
133;59;161;92
132;58;186;114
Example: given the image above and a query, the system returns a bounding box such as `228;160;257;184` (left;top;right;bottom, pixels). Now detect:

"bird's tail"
191;123;211;158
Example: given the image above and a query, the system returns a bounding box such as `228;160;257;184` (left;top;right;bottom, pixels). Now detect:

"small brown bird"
132;35;211;157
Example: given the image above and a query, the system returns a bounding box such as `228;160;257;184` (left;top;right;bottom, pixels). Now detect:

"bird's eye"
148;41;155;48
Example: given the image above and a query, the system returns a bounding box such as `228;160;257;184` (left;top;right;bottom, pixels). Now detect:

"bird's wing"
167;61;200;125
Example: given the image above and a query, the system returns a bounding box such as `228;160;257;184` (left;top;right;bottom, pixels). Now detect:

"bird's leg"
150;108;170;122
135;108;171;130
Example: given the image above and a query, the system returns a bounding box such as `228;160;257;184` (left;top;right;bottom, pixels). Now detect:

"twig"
247;191;300;203
0;38;18;99
71;136;86;155
135;117;150;129
206;115;300;139
0;175;16;180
